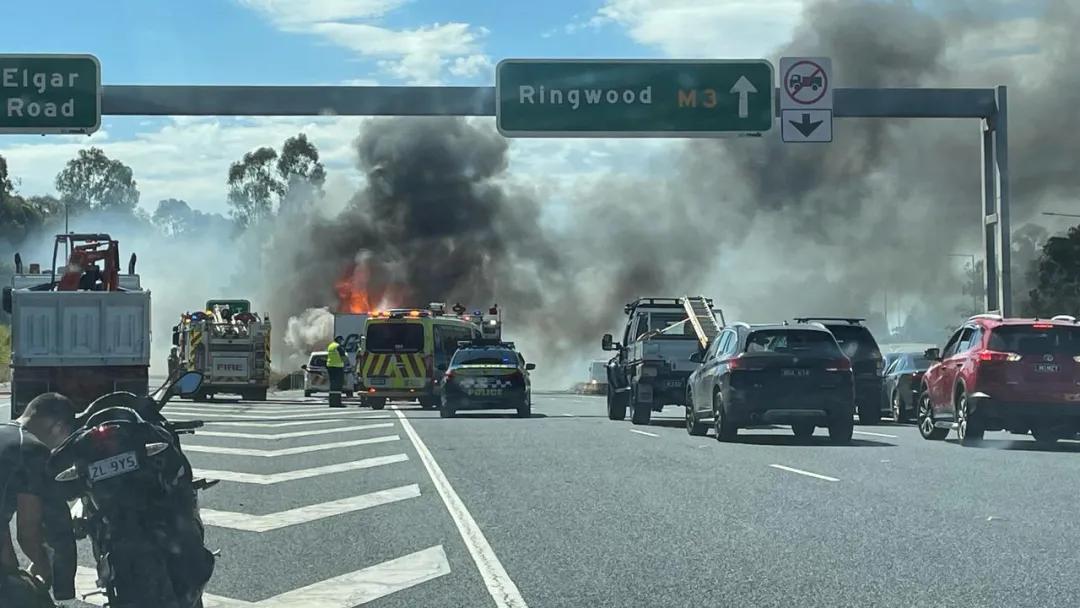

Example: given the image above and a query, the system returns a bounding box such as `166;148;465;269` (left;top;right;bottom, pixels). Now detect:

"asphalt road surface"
5;390;1080;607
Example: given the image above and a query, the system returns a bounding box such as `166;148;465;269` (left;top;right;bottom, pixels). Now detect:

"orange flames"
335;263;407;313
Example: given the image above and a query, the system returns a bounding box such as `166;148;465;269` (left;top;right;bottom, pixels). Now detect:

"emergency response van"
357;303;486;409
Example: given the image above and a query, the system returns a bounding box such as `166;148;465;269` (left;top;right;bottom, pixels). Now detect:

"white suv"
302;351;355;397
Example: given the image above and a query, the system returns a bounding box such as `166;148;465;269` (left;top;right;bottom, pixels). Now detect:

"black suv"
795;318;884;424
686;322;855;444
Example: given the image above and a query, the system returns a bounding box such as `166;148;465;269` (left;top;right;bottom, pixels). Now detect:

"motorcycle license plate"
88;451;139;482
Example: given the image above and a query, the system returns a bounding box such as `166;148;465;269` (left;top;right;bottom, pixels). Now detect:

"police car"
440;338;535;418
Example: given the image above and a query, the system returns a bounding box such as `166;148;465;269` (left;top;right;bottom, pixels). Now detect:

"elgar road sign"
496;59;774;137
779;56;833;143
0;54;101;135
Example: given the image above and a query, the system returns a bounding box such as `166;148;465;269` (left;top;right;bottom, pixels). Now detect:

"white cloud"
238;0;489;84
449;54;493;79
591;0;806;58
237;0;407;26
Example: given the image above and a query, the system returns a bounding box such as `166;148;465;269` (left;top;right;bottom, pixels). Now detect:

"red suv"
918;314;1080;445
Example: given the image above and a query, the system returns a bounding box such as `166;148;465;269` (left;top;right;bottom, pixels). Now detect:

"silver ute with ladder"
602;296;724;425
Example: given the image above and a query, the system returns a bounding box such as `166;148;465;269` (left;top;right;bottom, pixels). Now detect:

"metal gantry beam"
98;84;1012;315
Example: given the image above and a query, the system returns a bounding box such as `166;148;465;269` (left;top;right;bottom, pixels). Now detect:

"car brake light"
978;350;1021;362
729;355;763;371
826;359;851;372
1033;322;1054;329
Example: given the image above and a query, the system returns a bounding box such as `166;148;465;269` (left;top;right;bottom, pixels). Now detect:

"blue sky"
0;0;1043;215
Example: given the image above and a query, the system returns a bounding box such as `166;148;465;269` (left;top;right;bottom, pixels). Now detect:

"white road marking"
166;409;379;420
198;422;393;440
853;430;898;438
560;413;575;417
184;434;400;457
77;567;245;607
629;429;659;437
75;545;450;607
392;406;529;608
194;453;408;484
768;464;839;482
201;484;420;531
203;416;391;428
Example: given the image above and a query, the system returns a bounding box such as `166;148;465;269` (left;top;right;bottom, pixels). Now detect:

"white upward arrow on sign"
729;76;758;118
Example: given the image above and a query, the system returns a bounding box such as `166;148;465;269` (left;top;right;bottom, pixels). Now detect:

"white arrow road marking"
194;453;408;484
185;434;400;457
392;406;529;608
201;484;420;531
76;545;450;607
729;75;758;118
203;416;391;428
198;422;393;440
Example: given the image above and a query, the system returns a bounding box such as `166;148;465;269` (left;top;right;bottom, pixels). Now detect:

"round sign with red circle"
784;60;829;105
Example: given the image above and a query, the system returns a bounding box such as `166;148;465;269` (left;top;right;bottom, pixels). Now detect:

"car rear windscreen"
745;330;843;357
826;325;881;360
452;348;517;365
988;326;1080;355
309;355;327;367
365;323;425;353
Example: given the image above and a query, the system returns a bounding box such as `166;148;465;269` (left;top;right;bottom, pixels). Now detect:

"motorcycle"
49;371;219;608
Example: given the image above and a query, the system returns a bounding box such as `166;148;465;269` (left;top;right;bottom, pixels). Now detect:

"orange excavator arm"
55;238;120;291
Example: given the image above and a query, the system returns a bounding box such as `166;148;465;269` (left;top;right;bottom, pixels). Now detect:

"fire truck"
3;234;151;418
356;303;495;409
169;299;271;400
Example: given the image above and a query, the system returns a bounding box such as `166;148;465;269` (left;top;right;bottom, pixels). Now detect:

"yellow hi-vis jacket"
326;341;346;368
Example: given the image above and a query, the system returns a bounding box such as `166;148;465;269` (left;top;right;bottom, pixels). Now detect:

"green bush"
0;324;9;383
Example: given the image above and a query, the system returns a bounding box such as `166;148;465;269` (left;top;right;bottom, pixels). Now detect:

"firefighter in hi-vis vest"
326;336;347;408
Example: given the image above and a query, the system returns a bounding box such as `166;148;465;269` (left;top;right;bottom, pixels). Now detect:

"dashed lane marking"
768;464;840;482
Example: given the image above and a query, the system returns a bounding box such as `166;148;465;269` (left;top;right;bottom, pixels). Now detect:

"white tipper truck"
3;234;151;418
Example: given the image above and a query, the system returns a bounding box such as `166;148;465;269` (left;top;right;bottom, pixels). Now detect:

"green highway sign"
0;54;101;135
496;59;774;137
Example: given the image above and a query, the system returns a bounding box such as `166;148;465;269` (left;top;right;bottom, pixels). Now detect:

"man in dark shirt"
0;393;77;605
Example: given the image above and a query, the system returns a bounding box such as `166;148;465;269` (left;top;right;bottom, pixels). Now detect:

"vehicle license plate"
89;452;139;482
